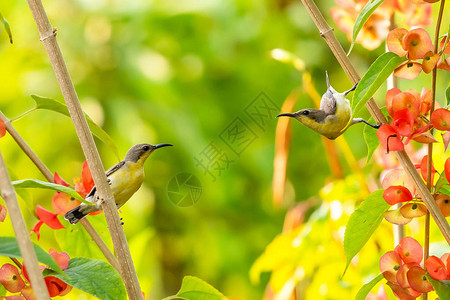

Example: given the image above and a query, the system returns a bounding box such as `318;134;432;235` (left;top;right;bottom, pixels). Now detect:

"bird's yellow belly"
109;162;144;207
322;101;351;139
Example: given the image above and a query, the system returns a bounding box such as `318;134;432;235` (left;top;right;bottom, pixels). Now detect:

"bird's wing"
106;161;126;177
84;161;125;201
320;91;336;115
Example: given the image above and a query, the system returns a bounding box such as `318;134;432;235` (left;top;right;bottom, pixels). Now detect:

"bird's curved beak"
153;143;173;150
276;113;297;118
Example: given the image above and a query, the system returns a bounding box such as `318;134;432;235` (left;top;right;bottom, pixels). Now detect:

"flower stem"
424;2;446;299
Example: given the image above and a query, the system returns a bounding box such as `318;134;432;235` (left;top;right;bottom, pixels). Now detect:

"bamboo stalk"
24;0;143;298
299;0;450;245
0;110;119;271
386;13;404;246
0;149;50;299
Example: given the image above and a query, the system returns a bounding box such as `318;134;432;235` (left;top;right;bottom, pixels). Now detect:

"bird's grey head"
277;109;327;124
124;143;173;162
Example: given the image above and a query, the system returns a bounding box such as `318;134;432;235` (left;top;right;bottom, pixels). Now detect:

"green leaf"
11;179;92;205
50;257;126;300
446;86;450;106
351;53;407;119
0;13;13;44
0;283;6;297
355;273;384;300
427;275;450;299
54;214;113;260
163;276;225;300
363;117;380;164
435;171;450;194
348;0;384;55
31;95;119;160
0;236;63;273
343;190;390;274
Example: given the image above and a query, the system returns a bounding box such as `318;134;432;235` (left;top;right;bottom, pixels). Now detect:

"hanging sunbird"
65;143;172;224
277;72;380;139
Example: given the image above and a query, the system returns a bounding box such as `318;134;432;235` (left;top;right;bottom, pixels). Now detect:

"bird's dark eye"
143;145;150;151
302;110;309;116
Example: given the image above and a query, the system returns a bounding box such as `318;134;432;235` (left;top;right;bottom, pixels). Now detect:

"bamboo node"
39;27;57;41
320;27;334;37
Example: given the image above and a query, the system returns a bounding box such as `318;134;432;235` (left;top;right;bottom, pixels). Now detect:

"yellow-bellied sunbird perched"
277;72;380;140
64;143;172;224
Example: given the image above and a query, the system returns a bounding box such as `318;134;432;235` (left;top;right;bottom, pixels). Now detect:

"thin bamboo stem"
0;110;119;271
299;0;450;245
0;149;50;299
386;12;404;246
423;4;446;299
24;0;142;297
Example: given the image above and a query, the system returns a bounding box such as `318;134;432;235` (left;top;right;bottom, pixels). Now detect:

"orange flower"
0;264;25;293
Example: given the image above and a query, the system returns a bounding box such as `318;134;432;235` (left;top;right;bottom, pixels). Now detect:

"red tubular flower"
402;28;433;60
386;88;402;116
435;194;450;217
399;203;427;218
44;276;71;297
49;249;69;270
445;157;450;184
407;266;434;293
394;61;422;80
0;264;25;293
392;92;420;119
31;206;65;240
431;108;450;131
422;51;440;73
0;204;7;222
397;262;419;289
419;155;436;184
0;119;5;138
380;251;403;283
392;109;414;137
425;256;447;280
54;172;69;187
395;237;423;264
377;124;404;153
437;57;450;71
387;28;408;56
52;192;81;216
383;186;412;205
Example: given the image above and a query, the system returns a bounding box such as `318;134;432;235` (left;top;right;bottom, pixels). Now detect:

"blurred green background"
1;0;449;299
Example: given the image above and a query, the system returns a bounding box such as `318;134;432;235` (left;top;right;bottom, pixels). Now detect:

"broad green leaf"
343;190;389;274
50;257;126;300
446;86;450;106
31;95;119;160
355;273;384;300
12;179;92;205
427;275;450;299
351;53;407;119
54;214;112;260
0;237;63;273
0;284;6;297
163;276;226;300
0;13;13;44
435;171;450;194
348;0;384;55
363;117;380;164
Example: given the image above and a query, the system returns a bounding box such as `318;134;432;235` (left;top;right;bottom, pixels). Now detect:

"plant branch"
25;0;143;298
424;4;446;298
386;12;404;246
299;0;450;245
0;111;53;182
0;149;50;299
0;110;119;271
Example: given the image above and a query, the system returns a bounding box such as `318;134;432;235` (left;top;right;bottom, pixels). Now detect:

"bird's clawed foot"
344;81;359;96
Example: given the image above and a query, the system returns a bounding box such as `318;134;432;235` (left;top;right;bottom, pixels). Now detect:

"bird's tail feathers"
64;204;98;224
